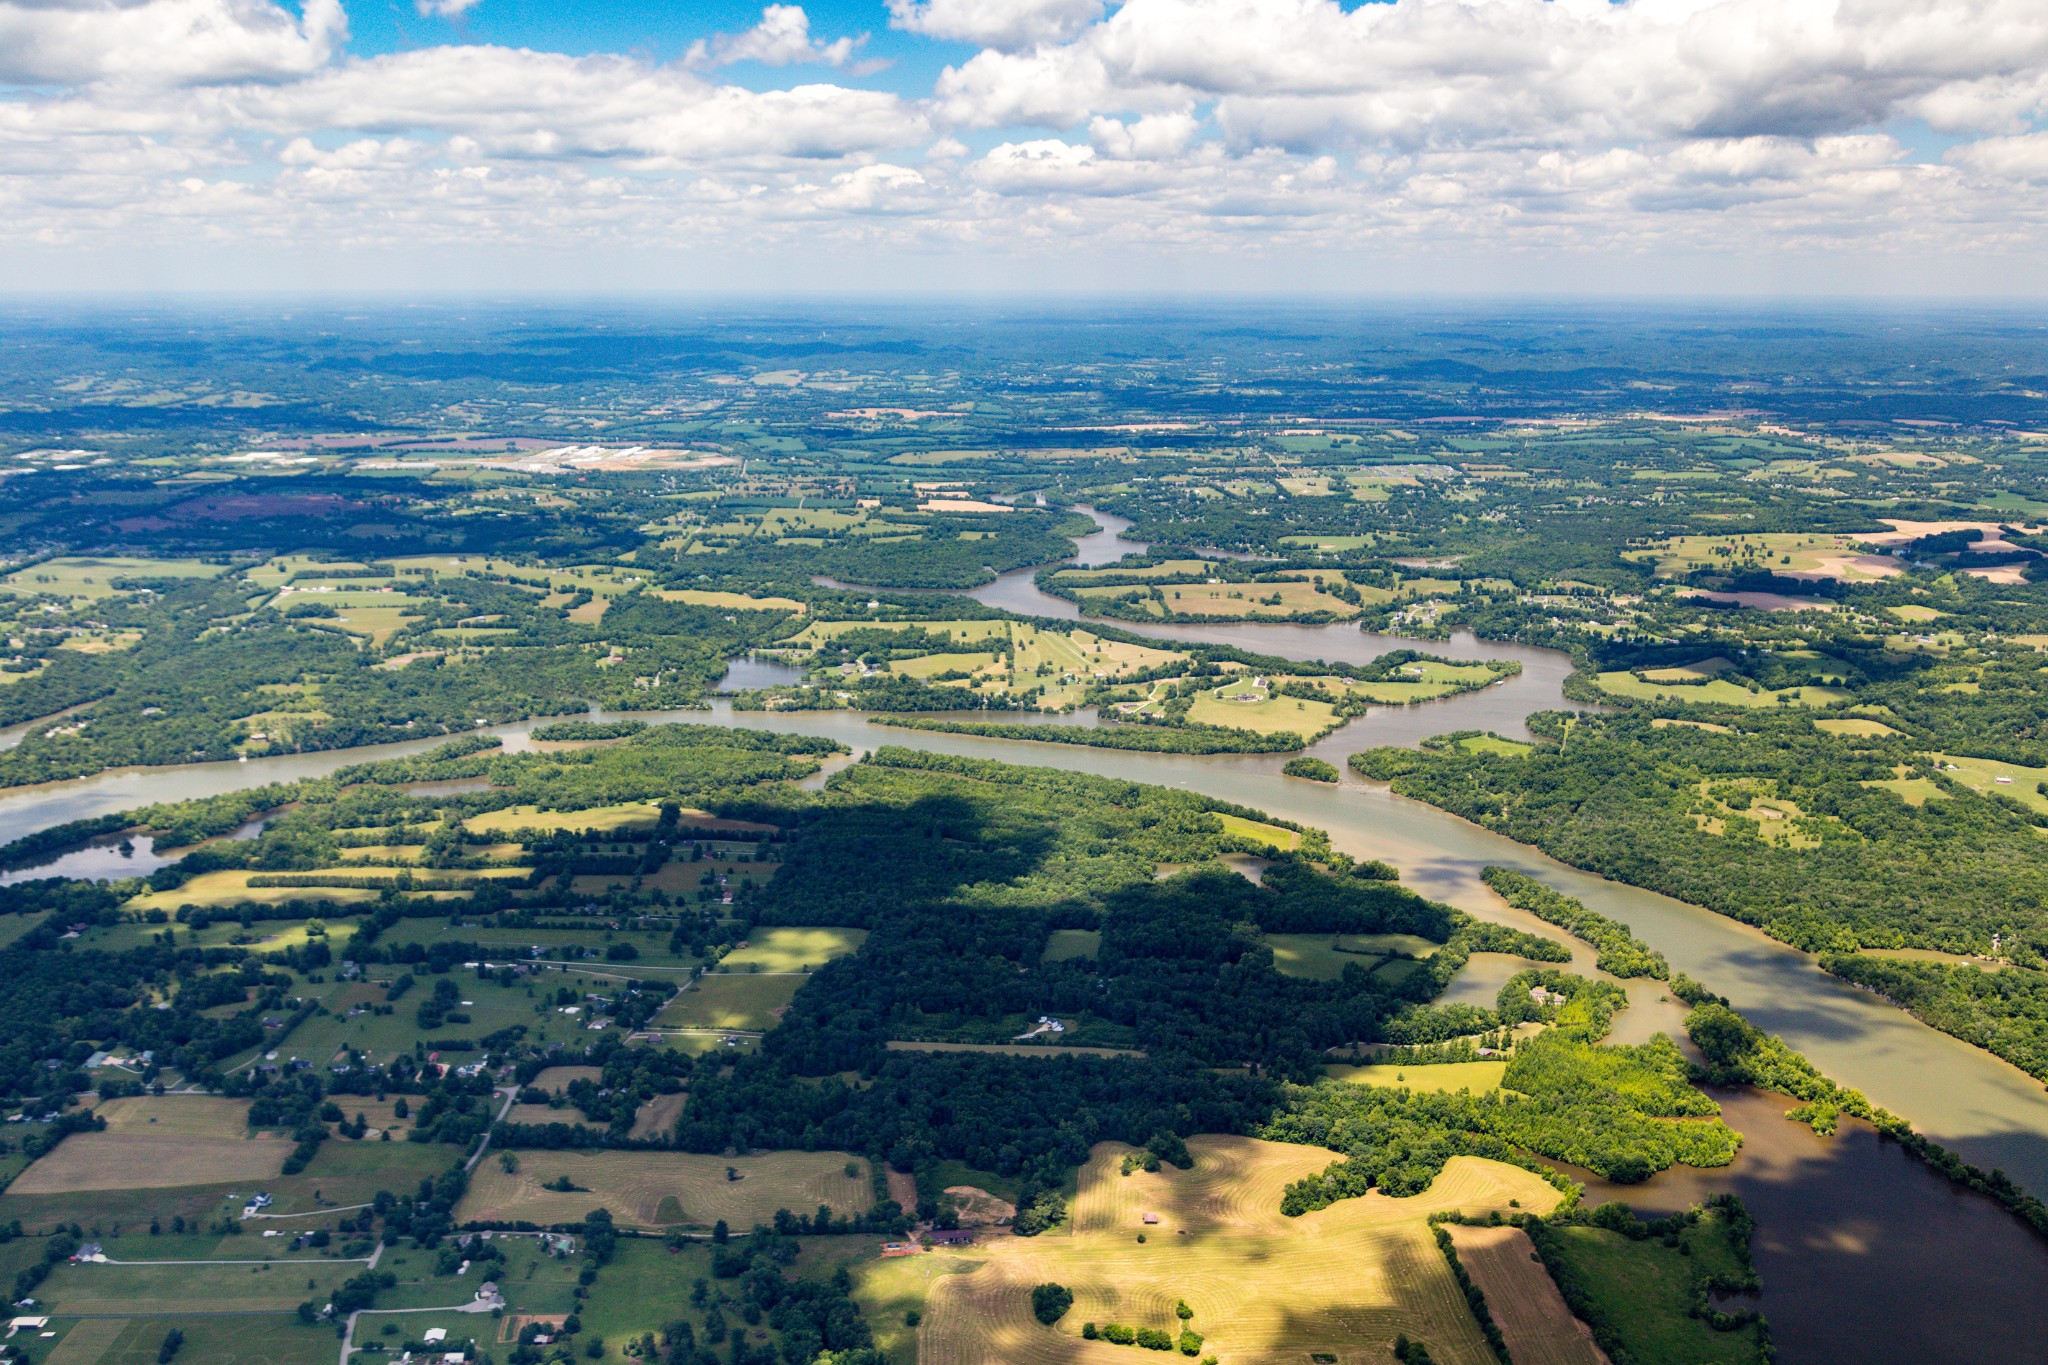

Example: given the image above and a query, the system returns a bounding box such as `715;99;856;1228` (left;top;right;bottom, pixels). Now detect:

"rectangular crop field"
37;1260;356;1316
456;1149;872;1229
656;973;802;1031
93;1096;253;1138
916;1137;1561;1365
41;1316;331;1365
9;1133;294;1194
1445;1225;1602;1365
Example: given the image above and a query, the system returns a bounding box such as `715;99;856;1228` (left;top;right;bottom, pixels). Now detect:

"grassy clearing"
1185;685;1338;736
919;1137;1560;1365
1043;929;1101;962
1280;534;1377;552
1814;718;1901;737
1445;1225;1602;1365
1933;753;2048;815
1266;933;1439;982
656;974;802;1031
457;1149;871;1229
1455;734;1533;756
1325;1062;1509;1095
721;927;868;973
1544;1220;1757;1365
3;557;227;601
1594;672;1851;709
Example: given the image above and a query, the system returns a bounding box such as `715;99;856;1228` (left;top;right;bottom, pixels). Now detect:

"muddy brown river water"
3;507;2046;1358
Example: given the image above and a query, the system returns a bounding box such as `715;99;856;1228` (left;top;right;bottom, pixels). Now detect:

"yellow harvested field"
919;1137;1561;1365
1814;718;1901;738
1325;1062;1508;1094
721;927;868;973
126;871;385;912
465;802;662;836
1215;813;1299;849
1086;579;1358;618
456;1149;871;1229
920;498;1013;513
656;589;806;613
1185;687;1337;737
1444;1225;1606;1365
1623;533;1900;582
10;1133;293;1194
94;1096;251;1138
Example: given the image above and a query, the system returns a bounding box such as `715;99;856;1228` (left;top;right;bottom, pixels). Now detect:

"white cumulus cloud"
0;0;345;86
684;5;870;70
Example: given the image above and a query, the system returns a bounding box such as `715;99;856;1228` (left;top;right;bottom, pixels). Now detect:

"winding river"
4;508;2048;1358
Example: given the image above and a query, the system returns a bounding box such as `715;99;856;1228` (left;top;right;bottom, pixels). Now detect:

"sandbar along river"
3;508;2047;1358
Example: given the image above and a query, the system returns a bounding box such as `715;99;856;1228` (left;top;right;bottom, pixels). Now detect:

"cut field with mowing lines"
93;1096;253;1138
919;1136;1561;1365
1444;1225;1605;1365
456;1149;872;1230
0;1139;463;1232
9;1132;294;1194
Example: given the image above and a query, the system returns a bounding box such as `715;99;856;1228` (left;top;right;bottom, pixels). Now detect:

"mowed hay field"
43;1316;330;1365
919;1136;1563;1365
11;1127;293;1195
457;1150;872;1229
94;1096;254;1137
38;1259;357;1316
1444;1225;1606;1365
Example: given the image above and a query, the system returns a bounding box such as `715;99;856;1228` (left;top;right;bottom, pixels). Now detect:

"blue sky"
0;0;2042;295
346;0;965;85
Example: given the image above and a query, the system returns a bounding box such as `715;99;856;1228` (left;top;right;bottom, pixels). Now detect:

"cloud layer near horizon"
1;0;2046;285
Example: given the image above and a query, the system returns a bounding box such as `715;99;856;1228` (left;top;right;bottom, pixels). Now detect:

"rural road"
463;1089;519;1173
